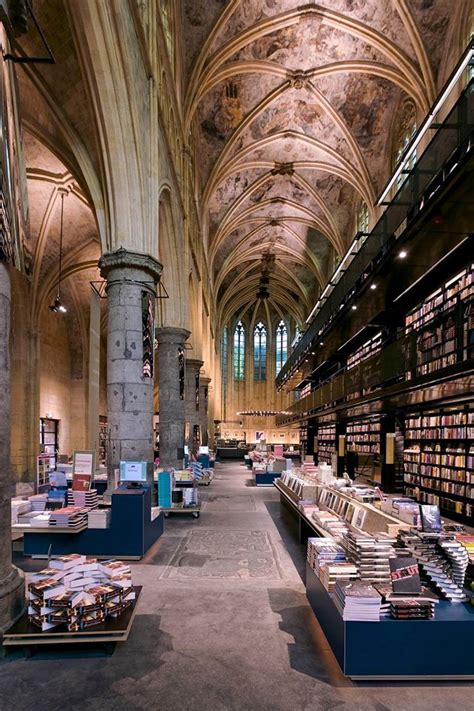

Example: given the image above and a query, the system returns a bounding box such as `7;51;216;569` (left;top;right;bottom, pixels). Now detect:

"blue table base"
306;562;474;679
254;471;281;486
23;486;164;559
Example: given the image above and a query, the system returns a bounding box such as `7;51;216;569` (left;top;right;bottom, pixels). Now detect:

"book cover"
389;557;421;594
72;473;92;491
420;504;442;532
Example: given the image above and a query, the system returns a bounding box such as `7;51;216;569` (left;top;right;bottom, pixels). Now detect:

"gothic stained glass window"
221;326;228;387
275;320;288;374
253;321;267;381
233;321;245;380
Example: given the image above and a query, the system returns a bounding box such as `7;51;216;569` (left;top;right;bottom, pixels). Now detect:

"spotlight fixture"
320;341;324;346
370;283;377;290
398;250;407;259
49;190;68;315
351;305;357;311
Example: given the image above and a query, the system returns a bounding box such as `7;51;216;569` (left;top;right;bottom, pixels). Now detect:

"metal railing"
276;76;474;390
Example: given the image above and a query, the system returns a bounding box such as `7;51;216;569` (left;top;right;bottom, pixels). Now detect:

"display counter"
306;563;474;679
20;486;164;559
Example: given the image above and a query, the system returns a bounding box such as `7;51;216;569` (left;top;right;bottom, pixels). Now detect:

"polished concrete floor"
1;462;474;710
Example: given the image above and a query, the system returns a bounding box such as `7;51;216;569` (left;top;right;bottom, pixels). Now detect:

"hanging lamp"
49;190;67;314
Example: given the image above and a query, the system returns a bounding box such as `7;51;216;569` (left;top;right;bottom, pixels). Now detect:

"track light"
49;296;67;313
49;190;68;315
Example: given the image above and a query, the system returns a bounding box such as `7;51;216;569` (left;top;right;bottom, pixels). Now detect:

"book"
389;557;421;594
420;504;442;533
50;554;86;570
28;580;67;601
72;473;92;491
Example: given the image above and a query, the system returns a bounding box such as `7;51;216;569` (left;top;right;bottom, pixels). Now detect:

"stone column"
156;327;190;469
99;248;162;492
199;376;211;446
185;358;203;454
0;263;25;631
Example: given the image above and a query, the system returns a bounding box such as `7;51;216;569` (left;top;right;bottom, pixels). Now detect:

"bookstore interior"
1;0;474;703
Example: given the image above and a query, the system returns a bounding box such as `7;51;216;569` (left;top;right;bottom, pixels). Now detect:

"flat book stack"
307;537;346;576
334;580;382;621
319;562;358;592
48;506;88;528
375;586;439;620
87;508;111;529
343;530;397;585
27;555;135;632
67;489;99;509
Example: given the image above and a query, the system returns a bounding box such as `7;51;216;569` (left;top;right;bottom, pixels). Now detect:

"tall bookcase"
405;264;473;378
403;404;474;523
316;422;336;465
346;417;381;457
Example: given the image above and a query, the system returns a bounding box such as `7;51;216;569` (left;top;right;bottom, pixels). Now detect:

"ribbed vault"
183;0;453;329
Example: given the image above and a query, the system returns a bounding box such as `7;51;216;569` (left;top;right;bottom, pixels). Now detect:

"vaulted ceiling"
183;0;455;330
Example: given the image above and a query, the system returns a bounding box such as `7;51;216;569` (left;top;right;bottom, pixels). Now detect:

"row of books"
406;412;472;428
28;555;135;632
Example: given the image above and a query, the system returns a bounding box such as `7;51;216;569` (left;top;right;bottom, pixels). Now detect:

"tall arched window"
221;326;228;387
233;321;245;380
253;322;267;381
394;101;416;189
276;320;288;374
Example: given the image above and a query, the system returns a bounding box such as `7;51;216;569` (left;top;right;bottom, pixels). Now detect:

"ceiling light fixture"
398;250;407;259
351;305;357;311
49;190;67;314
370;283;377;290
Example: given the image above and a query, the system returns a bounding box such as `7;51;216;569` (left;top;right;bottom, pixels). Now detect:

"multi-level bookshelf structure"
405;264;473;378
316;422;336;465
346;331;382;371
403;405;474;524
346;417;381;457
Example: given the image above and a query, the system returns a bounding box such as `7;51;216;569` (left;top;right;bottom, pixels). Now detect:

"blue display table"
254;470;281;486
306;563;474;679
22;486;164;560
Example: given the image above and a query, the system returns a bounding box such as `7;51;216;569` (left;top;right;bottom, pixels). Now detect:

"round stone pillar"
185;358;203;455
99;248;162;492
156;327;190;469
0;262;25;631
199;376;211;447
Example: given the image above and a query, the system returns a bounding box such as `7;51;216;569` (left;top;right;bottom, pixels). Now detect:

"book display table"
273;480;327;543
254;470;282;487
306;564;474;679
20;488;164;559
3;586;142;656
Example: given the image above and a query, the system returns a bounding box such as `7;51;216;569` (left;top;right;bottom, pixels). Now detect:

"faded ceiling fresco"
183;0;455;328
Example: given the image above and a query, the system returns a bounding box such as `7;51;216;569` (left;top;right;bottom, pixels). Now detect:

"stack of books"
11;499;31;524
334;580;382;621
389;599;436;620
31;513;51;527
48;506;88;528
307;538;346;577
28;494;49;512
319;562;358;591
17;512;45;526
343;530;397;584
27;555;135;632
312;511;349;541
397;530;467;601
67;489;99;509
375;586;439;620
87;508;111;529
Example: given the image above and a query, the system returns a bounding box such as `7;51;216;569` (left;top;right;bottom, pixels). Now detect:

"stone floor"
1;462;474;710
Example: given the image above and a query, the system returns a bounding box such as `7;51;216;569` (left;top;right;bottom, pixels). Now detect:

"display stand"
20;487;164;559
306;564;474;679
254;469;281;487
3;586;142;656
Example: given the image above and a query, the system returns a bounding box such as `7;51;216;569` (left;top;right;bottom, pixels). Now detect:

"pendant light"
49;190;67;313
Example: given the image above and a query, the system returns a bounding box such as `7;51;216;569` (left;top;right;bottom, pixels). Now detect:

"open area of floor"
1;461;474;711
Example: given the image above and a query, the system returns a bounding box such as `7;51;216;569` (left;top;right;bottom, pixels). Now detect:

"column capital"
200;376;211;385
99;247;162;282
185;358;204;371
156;326;191;345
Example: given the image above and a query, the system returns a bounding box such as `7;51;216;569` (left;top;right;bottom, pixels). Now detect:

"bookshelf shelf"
316;422;336;465
403;404;473;524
